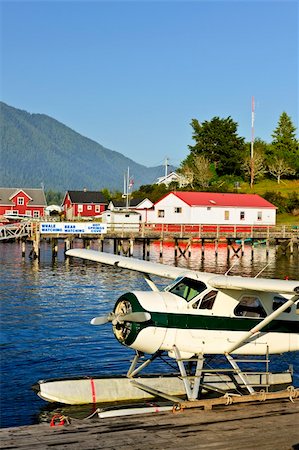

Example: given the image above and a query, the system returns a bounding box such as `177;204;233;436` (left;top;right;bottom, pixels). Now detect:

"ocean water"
0;239;298;428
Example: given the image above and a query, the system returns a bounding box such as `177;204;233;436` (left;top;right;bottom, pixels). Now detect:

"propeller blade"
121;312;151;323
90;316;110;325
91;311;151;326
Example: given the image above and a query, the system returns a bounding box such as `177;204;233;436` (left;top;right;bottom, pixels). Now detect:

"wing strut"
144;273;160;292
225;294;299;355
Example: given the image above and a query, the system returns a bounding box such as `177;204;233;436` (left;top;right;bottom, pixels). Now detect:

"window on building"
174;207;182;213
95;205;100;213
224;210;230;220
17;197;24;205
273;296;291;314
33;211;40;218
240;211;245;221
87;205;92;210
78;205;83;213
158;210;165;218
234;296;266;318
25;210;32;216
257;211;262;221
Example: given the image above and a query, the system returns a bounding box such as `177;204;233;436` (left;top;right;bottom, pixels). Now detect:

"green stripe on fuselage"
149;312;298;333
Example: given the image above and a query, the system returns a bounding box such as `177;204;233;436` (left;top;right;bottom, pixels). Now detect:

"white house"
146;192;276;225
107;197;153;222
156;172;188;188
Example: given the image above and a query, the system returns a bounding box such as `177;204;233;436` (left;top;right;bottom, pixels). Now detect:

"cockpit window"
234;296;267;318
166;277;207;302
192;290;217;310
273;296;291;314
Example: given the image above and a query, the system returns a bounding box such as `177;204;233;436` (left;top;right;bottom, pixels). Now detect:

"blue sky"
1;0;298;168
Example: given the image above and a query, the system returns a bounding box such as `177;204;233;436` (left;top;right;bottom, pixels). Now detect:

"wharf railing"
0;222;33;241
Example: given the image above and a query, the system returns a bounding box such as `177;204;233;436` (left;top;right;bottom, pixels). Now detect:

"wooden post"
201;238;205;260
146;238;150;260
142;239;146;260
215;239;218;258
129;238;134;257
84;239;90;250
174;238;178;259
64;238;71;252
241;240;245;257
98;238;104;252
22;240;26;258
159;239;163;259
188;238;192;258
117;240;121;255
52;238;58;258
113;238;117;255
33;231;40;260
266;239;270;259
226;240;230;261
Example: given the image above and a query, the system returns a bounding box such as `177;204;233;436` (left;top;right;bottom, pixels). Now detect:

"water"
0;240;298;428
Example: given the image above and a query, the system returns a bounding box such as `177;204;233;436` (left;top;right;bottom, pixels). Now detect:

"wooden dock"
1;399;298;449
7;221;298;260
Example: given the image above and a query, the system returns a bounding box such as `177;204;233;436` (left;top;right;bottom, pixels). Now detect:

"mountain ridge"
0;102;175;192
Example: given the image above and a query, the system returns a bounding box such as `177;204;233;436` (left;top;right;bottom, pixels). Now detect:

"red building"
0;187;47;219
62;190;107;220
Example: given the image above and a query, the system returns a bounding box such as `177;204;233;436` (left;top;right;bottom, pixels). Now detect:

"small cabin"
0;187;47;220
101;210;142;231
108;197;153;223
146;191;276;225
62;190;107;220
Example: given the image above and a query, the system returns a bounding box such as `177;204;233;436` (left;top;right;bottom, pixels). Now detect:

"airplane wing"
209;275;299;295
66;249;299;295
66;248;191;280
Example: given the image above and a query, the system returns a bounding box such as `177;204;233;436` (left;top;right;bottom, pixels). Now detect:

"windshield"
166;277;207;302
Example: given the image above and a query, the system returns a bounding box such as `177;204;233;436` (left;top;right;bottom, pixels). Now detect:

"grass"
276;213;299;225
237;179;299;225
240;179;299;195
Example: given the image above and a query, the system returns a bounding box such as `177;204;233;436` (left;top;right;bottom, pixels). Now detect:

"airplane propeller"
91;311;151;326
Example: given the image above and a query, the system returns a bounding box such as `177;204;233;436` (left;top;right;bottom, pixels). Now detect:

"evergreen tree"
270;112;299;176
187;117;245;176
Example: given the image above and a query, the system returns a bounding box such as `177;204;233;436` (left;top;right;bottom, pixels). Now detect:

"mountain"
0;102;176;192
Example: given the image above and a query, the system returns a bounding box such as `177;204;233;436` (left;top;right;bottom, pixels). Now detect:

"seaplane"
35;248;299;411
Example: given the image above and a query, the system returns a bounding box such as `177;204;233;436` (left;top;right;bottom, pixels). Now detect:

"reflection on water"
0;240;298;428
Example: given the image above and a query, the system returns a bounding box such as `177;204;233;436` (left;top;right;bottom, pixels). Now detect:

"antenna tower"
250;96;255;189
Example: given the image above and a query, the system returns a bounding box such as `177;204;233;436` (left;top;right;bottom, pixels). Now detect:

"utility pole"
250;96;255;189
123;167;133;209
164;157;169;178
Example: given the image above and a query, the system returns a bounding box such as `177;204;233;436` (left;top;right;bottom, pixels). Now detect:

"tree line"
179;112;298;190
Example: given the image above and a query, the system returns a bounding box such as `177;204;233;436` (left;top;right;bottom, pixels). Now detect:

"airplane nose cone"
113;293;147;345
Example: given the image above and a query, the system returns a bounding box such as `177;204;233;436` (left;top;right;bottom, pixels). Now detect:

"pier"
0;398;298;449
2;221;297;261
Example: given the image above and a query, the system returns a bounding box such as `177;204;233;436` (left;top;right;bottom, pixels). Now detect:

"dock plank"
1;399;299;450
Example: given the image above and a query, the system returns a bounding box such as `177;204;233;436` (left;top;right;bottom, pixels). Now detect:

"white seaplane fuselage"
118;287;299;357
64;249;299;359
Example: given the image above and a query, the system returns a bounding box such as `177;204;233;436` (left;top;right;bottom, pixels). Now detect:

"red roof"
160;192;276;208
